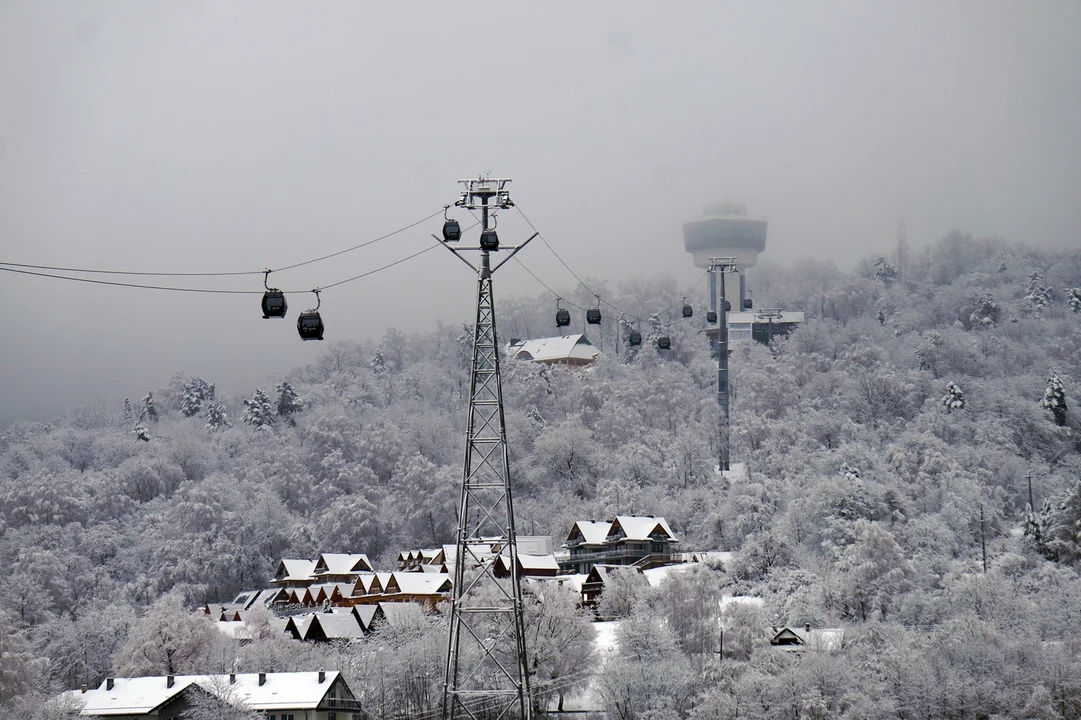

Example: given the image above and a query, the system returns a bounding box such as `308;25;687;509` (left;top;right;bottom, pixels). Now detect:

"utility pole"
710;257;737;472
438;176;537;720
980;503;987;574
1026;472;1035;511
756;308;783;348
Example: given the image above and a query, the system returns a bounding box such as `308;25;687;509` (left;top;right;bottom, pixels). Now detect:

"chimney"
80;684;88;694
258;672;267;687
167;675;175;689
318;669;326;684
106;678;114;691
804;623;811;633
229;673;236;685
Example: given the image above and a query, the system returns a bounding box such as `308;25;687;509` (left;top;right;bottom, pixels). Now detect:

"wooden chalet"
560;516;679;574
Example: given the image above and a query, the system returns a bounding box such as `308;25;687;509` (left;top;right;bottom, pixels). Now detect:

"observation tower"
682;201;767;309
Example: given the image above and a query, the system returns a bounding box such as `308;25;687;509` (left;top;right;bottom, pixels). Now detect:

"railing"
558;549;674;567
322;697;364;711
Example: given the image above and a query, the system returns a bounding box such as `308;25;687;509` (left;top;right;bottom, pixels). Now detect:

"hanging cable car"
682;303;693;318
586;306;601;325
479;228;499;251
657;336;672;350
261;270;287;319
724;300;732;312
297;289;324;341
706;310;718;323
555;299;571;328
442;219;461;242
743;298;753;310
628;330;642;346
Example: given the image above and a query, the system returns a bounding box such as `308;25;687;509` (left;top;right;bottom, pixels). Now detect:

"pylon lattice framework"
441;177;533;720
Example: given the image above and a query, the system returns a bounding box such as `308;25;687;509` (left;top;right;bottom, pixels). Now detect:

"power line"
0;208;444;278
0;240;439;295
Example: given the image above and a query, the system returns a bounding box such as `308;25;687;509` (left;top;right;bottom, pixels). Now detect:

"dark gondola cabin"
442;219;461;242
297;311;324;341
628;330;642;346
657;336;671;350
262;291;287;319
743;298;753;310
586;307;601;325
682;304;693;318
479;229;499;251
706;310;718;323
556;308;571;327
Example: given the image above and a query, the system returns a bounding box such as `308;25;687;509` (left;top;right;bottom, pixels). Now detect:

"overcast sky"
2;1;1079;424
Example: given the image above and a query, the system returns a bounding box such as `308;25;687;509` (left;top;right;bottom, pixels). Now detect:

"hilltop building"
506;334;600;366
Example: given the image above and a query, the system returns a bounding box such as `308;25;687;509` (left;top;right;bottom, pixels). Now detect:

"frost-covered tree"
597;611;692;719
122;398;133;423
139;391;158;423
275;381;303;417
942;382;965;412
1045;484;1081;566
969;293;1001;327
1068;287;1081;314
873;256;898;284
242;389;275;429
370;348;387;374
180;377;215;418
112;592;219;676
841;462;861;481
1023;498;1055;559
1025;271;1053;313
204;402;229;432
185;677;261;720
1041;370;1068;427
132;424;150;442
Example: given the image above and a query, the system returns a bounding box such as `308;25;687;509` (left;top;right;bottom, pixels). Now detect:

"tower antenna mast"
437;176;537;720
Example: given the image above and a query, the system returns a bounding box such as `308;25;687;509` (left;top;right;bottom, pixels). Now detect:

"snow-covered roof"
314;553;373;575
507;334;601;364
309;613;364;640
642;563;696;587
609;516;678;542
75;672;347;714
378;601;426;628
567;520;612;546
516;554;560;572
354;605;379;630
389;572;452;595
275;559;317;582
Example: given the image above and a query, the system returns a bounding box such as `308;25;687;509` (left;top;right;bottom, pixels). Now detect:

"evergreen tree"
180;377;215;418
204;402;229;432
1025;271;1052;313
140;391;158;423
1068;287;1081;314
275;381;303;417
133;424;150;442
122;398;133;423
242;389;275;429
1046;483;1081;565
1040;370;1068;426
969;293;1001;327
873;256;898;284
1023;498;1056;560
941;382;965;412
371;348;387;374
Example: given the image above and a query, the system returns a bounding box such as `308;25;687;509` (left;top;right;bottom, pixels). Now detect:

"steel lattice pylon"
441;178;533;720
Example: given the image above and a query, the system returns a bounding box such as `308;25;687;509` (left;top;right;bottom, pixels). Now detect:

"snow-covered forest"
3;231;1081;718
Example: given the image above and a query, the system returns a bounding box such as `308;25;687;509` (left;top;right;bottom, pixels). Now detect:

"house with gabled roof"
506;334;601;366
66;671;361;718
560;516;680;574
770;624;846;653
304;612;366;642
271;558;318;588
493;552;560;579
312;552;373;582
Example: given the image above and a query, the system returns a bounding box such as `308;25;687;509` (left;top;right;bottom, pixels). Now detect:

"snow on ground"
643;562;697;587
551;620;621;713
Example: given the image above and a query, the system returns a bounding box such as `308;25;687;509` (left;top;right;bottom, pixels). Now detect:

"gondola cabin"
586;307;602;325
657;336;671;350
628;330;642;346
556;308;571;327
297;311;324;341
479;229;499;251
442;219;461;242
706;310;718;323
262;291;287;319
743;298;753;310
682;304;693;318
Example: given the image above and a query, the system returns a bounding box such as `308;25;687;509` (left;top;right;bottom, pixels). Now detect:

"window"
329;714;337;720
